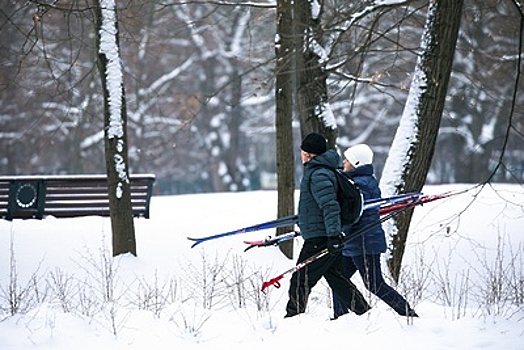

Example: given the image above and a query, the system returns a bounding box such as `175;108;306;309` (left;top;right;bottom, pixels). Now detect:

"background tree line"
1;0;522;196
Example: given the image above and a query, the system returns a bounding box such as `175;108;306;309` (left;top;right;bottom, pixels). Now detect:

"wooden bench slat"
45;187;151;193
45;193;149;199
0;174;155;220
45;201;147;207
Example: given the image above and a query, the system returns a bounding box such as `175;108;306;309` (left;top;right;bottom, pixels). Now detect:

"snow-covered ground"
1;183;523;349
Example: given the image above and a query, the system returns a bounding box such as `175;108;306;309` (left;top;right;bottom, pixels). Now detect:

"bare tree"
275;0;295;259
379;0;464;282
96;0;136;256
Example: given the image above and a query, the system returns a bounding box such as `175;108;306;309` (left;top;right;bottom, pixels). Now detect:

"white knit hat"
343;144;374;167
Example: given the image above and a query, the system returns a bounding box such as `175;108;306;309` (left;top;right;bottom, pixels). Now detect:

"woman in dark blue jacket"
332;144;418;319
285;133;370;318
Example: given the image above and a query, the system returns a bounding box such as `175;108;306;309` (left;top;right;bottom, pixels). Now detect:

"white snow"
379;66;427;196
310;0;321;20
99;0;124;140
0;184;523;349
99;0;129;190
316;101;337;130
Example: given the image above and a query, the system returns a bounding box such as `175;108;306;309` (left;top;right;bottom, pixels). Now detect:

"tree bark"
295;0;337;146
275;0;295;259
96;0;137;257
385;0;463;282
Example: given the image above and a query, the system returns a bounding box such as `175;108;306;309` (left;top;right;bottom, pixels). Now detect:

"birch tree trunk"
380;0;463;282
96;0;137;257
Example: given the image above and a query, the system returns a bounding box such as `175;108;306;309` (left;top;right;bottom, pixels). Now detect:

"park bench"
0;174;155;220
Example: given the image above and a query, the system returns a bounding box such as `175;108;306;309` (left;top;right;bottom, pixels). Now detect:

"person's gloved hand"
327;232;345;255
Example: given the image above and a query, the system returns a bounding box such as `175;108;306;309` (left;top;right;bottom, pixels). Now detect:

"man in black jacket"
285;133;370;318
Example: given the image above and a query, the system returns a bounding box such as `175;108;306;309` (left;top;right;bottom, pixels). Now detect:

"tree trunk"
295;0;337;146
96;0;137;257
280;0;338;257
384;0;463;282
275;0;295;259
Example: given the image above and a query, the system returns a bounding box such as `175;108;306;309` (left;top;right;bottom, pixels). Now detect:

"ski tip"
243;245;256;252
187;238;203;248
243;240;264;252
190;241;201;248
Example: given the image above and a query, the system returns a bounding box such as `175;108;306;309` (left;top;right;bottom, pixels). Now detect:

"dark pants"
332;254;416;318
285;237;370;317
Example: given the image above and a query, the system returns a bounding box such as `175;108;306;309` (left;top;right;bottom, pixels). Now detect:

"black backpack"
310;166;364;226
333;169;364;225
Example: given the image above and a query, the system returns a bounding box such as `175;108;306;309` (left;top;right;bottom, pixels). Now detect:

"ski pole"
261;248;329;292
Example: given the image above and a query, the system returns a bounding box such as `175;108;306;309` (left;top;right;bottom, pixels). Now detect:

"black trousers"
332;254;416;318
285;237;370;317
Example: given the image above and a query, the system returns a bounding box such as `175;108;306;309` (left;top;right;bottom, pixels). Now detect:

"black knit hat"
301;133;327;155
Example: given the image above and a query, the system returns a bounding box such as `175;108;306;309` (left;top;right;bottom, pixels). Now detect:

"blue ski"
187;214;298;248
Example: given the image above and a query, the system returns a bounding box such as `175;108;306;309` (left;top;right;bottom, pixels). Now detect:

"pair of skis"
244;190;459;251
187;191;421;248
